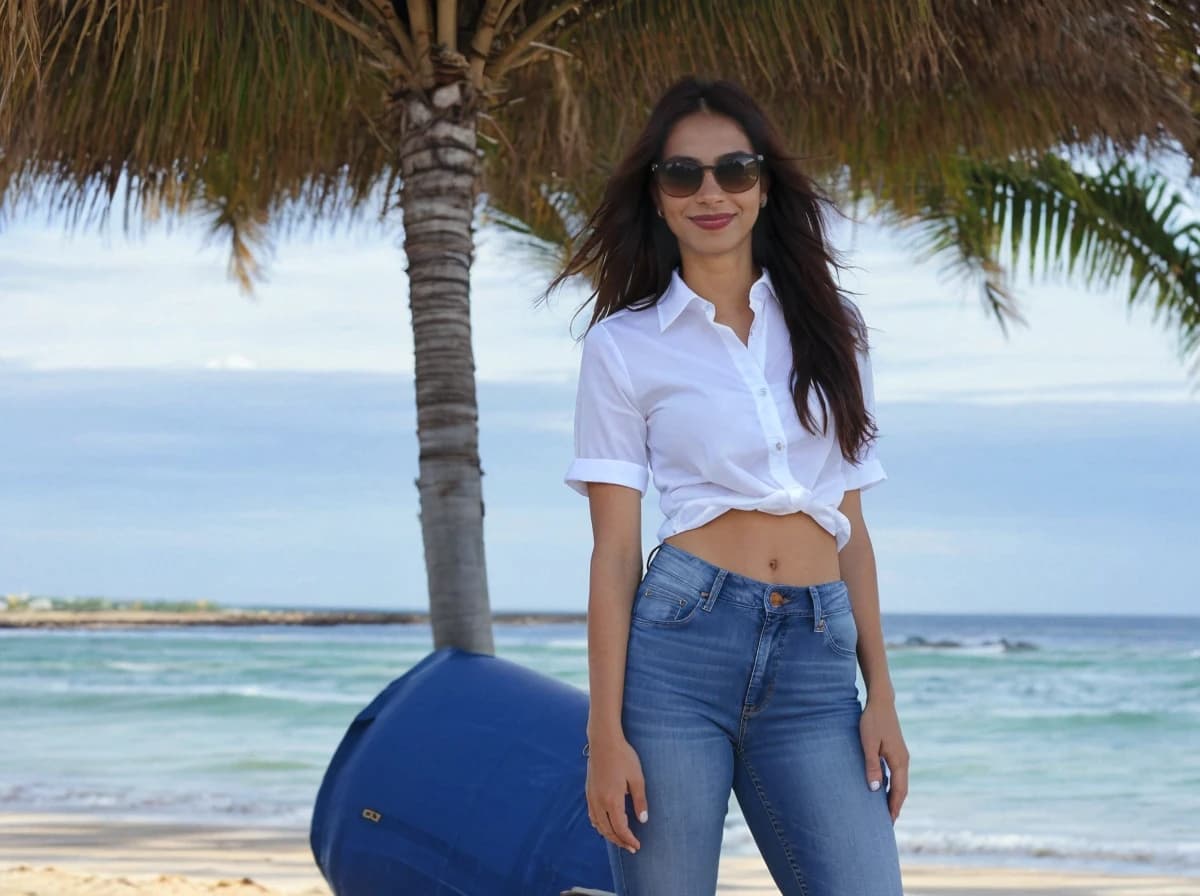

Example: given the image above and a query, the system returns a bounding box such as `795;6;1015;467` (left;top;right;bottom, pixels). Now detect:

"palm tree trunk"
398;82;494;655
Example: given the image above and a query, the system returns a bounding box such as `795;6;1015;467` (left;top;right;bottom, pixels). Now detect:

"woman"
546;76;908;895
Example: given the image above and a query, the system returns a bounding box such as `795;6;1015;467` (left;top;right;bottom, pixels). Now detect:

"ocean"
2;613;1197;878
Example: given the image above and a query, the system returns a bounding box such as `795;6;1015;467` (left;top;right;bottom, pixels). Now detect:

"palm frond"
488;0;1199;222
479;175;586;282
0;1;395;240
891;153;1200;379
3;0;1198;322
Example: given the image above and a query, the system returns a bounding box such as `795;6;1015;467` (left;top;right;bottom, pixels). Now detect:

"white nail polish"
869;780;881;791
638;810;649;823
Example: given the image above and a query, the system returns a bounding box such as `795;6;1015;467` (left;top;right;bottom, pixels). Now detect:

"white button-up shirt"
564;266;886;551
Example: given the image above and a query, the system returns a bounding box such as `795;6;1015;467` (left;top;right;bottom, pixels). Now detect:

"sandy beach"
2;813;1198;896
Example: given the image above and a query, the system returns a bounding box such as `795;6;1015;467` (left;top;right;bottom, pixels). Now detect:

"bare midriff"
663;508;842;587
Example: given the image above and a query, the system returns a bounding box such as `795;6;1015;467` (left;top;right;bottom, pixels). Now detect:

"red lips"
690;214;734;230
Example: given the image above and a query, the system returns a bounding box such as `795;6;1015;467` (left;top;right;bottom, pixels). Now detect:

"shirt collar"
656;266;777;332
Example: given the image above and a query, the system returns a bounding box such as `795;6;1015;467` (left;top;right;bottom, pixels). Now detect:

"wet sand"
2;813;1197;895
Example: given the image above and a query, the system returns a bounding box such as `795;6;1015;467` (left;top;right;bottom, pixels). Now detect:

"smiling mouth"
689;214;735;230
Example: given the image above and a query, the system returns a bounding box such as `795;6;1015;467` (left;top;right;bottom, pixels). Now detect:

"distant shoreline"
0;609;588;629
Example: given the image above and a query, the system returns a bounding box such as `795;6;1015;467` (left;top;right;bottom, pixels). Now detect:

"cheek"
662;203;693;239
663;197;690;221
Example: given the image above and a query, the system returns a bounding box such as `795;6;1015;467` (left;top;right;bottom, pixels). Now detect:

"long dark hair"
542;76;879;467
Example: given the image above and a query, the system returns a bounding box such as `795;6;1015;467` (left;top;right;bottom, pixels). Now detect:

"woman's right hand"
585;735;649;854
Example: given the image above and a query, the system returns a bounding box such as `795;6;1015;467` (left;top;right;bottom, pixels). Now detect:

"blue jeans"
606;541;903;896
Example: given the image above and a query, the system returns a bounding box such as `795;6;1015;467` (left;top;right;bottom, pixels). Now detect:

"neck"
678;251;760;318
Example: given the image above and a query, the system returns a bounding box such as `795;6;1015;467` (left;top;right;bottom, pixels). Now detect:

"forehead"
661;112;752;162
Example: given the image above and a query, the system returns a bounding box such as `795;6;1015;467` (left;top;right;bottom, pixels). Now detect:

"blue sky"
0;200;1196;615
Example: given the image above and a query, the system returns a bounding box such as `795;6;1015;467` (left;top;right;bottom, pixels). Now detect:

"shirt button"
758;387;767;396
774;441;783;451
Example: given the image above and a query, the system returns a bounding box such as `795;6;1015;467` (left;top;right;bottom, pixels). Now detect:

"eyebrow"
661;150;753;164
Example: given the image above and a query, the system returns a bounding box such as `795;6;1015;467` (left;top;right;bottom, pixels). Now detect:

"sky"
0;195;1197;616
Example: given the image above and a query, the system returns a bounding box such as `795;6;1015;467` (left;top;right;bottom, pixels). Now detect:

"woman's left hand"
859;698;909;823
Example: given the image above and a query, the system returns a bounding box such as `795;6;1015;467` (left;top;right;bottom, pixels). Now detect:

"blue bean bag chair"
310;646;615;895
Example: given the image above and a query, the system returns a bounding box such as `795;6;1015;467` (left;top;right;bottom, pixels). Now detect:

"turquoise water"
1;613;1197;877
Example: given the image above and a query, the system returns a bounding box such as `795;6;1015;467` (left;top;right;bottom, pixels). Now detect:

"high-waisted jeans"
605;541;904;896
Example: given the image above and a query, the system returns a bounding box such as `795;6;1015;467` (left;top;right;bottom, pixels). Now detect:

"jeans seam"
646;565;702;594
631;595;703;627
738;624;772;741
633;570;709;626
737;747;809;896
612;841;630;895
742;623;788;718
821;607;858;657
823;633;858;658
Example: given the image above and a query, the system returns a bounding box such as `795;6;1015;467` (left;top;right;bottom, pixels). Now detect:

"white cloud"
205;354;258;371
0;206;1195;402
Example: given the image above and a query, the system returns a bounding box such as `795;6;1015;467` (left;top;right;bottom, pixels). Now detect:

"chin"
689;232;750;255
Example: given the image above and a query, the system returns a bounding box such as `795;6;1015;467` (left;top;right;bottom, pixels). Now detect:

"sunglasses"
650;151;765;198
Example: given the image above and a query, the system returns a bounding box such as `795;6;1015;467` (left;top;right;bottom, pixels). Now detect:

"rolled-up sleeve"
564;324;650;497
842;344;887;492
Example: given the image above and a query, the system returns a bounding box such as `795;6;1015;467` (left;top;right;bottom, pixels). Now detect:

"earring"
657;208;664;217
760;195;767;208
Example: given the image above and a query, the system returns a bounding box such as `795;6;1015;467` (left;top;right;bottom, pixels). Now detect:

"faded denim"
604;541;904;896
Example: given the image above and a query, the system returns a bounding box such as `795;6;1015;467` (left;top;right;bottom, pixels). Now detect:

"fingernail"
869;780;881;791
638;810;649;823
627;847;637;854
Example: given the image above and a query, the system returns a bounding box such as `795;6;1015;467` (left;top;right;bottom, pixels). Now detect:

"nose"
695;168;725;199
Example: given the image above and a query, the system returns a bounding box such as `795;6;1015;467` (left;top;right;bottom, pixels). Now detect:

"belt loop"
644;542;663;575
703;568;727;612
808;585;824;632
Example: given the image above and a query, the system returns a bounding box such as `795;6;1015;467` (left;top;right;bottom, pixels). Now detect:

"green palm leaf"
891;154;1200;383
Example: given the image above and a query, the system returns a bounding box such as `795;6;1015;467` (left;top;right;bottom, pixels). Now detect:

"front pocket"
821;607;859;657
630;575;704;626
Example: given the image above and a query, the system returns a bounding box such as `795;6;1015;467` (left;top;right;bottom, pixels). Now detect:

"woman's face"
653;112;765;263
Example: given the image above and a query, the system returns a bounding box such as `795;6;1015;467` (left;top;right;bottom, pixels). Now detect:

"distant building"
4;593;31;610
27;597;53;612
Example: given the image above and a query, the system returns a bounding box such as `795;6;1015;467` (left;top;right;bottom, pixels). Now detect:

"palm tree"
2;1;1197;655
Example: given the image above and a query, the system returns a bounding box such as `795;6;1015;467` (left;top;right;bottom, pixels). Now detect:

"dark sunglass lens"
657;159;702;196
715;155;759;193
